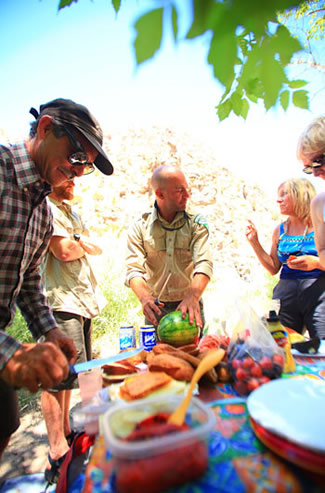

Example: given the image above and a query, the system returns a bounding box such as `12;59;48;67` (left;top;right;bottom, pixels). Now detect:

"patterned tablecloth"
69;356;325;493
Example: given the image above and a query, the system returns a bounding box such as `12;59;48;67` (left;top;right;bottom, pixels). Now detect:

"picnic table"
67;354;325;493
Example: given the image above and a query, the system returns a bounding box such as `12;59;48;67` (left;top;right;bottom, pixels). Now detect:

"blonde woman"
246;178;325;339
297;115;325;268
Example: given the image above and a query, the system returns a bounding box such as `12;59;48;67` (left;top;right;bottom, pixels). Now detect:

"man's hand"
177;294;202;329
177;273;209;329
141;295;164;326
45;328;77;364
0;342;70;393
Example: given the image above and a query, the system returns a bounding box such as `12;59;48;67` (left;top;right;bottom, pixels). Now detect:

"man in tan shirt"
41;179;104;484
126;165;213;330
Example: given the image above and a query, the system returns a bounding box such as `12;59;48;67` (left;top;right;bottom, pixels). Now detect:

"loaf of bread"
148;353;195;382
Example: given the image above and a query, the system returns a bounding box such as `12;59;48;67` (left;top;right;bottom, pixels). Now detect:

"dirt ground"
0;389;81;484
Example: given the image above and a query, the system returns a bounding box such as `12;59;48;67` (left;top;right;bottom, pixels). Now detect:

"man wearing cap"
41;178;105;483
0;98;113;461
125;165;213;331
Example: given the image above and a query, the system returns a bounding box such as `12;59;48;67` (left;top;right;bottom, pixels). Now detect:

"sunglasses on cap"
63;125;95;176
302;153;325;175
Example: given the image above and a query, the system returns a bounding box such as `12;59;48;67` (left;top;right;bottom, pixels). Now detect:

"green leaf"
134;9;163;65
280;90;290;110
217;99;232;121
232;0;302;37
288;79;308;89
268;24;302;65
260;37;287;110
58;0;77;9
246;92;258;103
208;31;237;89
171;5;178;42
240;99;249;119
111;0;121;14
292;90;309;109
231;91;243;116
186;0;223;39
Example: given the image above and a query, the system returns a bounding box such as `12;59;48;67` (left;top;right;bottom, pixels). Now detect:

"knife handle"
49;364;77;392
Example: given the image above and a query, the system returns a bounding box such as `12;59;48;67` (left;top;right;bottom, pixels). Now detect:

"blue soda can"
139;325;156;351
119;326;136;351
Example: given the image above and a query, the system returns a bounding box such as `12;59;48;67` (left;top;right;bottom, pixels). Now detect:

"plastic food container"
102;395;216;493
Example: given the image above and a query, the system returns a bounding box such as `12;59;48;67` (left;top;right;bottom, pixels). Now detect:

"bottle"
266;310;296;373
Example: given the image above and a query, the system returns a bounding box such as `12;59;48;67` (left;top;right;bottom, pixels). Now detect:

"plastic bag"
227;302;284;396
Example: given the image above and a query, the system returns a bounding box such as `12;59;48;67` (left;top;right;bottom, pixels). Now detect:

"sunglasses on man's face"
302;153;325;175
63;126;95;176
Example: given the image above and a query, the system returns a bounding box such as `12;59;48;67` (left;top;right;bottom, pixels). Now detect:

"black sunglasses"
63;126;95;176
303;153;325;175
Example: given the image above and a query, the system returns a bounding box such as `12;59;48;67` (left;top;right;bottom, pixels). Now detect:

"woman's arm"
246;220;282;275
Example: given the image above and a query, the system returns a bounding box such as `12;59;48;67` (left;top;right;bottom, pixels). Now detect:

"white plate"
291;339;325;358
247;377;325;454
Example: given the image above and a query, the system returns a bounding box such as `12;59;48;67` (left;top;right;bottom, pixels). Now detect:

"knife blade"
50;346;144;391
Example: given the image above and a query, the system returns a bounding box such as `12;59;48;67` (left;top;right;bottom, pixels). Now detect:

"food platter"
247;377;325;454
291;339;325;359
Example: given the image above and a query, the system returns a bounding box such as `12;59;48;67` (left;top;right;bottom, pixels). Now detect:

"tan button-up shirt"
125;205;213;302
42;198;100;319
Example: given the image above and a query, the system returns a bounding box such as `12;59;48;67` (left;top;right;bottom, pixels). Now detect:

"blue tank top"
277;223;323;279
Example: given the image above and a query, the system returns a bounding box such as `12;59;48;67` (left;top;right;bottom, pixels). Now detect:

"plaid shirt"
0;142;57;370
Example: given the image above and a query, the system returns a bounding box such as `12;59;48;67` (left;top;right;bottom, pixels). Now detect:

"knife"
50;346;144;391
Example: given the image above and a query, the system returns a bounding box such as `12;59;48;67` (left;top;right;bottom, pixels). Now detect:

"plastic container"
102;395;216;493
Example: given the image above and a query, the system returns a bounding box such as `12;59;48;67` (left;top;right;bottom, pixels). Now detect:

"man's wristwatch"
73;233;81;242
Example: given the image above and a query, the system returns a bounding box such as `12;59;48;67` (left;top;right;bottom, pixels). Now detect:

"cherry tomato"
232;359;241;370
259;376;271;385
242;357;254;369
273;354;284;367
235;368;248;380
250;363;262;378
234;380;247;396
259;356;273;371
247;378;260;391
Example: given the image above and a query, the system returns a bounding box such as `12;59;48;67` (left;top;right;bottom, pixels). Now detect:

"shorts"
145;299;205;336
272;274;325;339
53;312;93;389
0;379;20;439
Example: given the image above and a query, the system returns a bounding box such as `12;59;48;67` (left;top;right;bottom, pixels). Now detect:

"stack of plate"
247;377;325;474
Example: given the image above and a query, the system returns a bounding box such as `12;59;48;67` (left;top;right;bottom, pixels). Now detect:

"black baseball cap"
29;98;114;176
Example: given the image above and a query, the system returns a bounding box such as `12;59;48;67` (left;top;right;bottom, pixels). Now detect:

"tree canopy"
58;0;324;120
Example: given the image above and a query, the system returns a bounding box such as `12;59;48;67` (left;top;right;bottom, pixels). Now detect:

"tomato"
232;359;241;369
259;356;273;371
250;363;262;378
234;380;247;396
247;378;260;391
259;376;271;385
235;368;248;380
242;357;254;369
273;354;284;367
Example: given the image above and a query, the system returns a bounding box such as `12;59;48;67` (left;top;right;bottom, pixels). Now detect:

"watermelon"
157;311;199;347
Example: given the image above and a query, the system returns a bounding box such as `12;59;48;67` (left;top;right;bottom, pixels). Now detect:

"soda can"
139;325;157;351
119;326;136;351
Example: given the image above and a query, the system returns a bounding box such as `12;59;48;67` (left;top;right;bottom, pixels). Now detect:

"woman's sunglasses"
303;153;325;175
64;126;95;176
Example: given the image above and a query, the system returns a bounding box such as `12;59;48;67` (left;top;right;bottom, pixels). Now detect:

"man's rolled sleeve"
125;222;147;287
191;223;213;280
0;331;21;372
